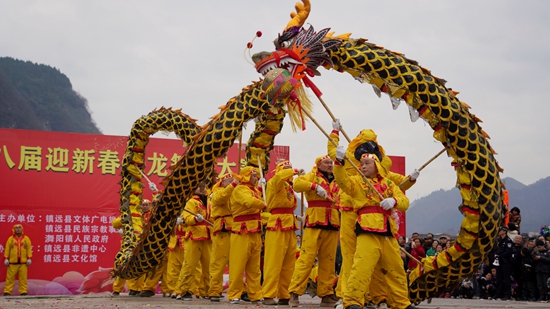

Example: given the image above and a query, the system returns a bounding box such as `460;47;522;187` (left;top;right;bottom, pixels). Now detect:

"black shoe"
241;292;250;302
139;290;155;297
405;305;418;309
112;292;120;296
3;293;10;296
20;293;27;296
182;291;193;301
278;299;289;306
345;305;363;309
129;290;139;296
210;296;221;302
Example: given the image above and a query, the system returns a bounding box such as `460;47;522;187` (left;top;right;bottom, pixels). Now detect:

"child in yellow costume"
333;146;417;309
288;155;340;308
227;166;265;304
3;224;32;296
262;160;303;306
175;182;212;300
329;121;420;308
208;173;237;302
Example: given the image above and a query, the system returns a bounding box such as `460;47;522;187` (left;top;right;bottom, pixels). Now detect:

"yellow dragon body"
113;0;503;303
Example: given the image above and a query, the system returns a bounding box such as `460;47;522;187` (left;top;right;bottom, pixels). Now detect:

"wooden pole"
316;96;352;143
181;208;214;226
302;109;384;200
398;147;447;189
237;134;243;173
256;155;268;205
400;246;422;266
300;192;304;240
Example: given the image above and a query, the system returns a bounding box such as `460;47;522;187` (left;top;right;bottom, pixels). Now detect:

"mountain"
0;57;101;134
407;176;550;236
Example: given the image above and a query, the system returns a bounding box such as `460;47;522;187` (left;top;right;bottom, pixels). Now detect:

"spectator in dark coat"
534;239;550;301
478;271;497;299
520;246;537;301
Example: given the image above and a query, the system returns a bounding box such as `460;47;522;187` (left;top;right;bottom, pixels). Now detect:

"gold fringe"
286;85;313;132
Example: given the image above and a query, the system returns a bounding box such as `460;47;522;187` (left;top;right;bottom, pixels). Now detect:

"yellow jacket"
293;167;340;229
333;163;409;236
210;182;236;234
183;195;211;241
266;167;299;231
168;213;187;250
4;225;32;264
230;183;265;234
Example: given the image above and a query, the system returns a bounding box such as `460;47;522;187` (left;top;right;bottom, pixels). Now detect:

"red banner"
0;128;288;295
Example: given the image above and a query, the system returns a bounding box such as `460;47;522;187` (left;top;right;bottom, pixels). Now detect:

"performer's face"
249;170;259;185
14;225;22;235
359;158;378;178
317;159;333;173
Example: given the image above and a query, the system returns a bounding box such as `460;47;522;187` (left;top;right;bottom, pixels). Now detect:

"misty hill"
0;57;101;134
407;176;550;236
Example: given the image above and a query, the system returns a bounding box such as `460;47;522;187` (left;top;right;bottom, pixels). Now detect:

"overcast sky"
2;0;549;202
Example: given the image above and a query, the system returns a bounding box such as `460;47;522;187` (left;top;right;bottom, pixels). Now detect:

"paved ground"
1;294;549;309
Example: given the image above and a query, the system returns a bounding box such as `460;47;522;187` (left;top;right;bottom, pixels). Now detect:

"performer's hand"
258;178;267;187
26;259;31;266
195;214;204;222
148;182;158;192
332;119;341;131
336;145;346;161
298;169;305;175
409;169;420;181
176;217;184;225
315;185;328;199
4;259;8;266
295;215;304;223
380;198;396;210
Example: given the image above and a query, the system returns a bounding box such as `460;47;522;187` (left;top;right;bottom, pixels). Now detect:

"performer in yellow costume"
175;182;212;301
227;166;265;304
262;160;302;306
3;224;32;296
328;121;419;309
112;199;152;296
139;195;171;297
332;144;417;309
288;155;340;308
208;173;237;302
167;211;186;298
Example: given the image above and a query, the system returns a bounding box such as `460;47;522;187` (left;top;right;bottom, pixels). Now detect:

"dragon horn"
285;0;311;30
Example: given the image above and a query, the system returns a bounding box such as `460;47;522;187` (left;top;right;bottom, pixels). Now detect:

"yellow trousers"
142;253;170;293
166;245;184;294
227;232;262;301
176;239;211;296
262;229;297;299
3;264;28;295
288;228;338;297
208;231;231;297
335;210;357;299
128;275;145;291
343;233;410;309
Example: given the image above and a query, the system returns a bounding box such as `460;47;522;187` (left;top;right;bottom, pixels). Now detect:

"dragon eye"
280;40;290;48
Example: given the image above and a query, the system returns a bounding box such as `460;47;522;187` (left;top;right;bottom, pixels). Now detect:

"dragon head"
252;0;341;131
252;0;341;81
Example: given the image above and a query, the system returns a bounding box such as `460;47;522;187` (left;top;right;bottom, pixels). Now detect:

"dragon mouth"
253;51;304;77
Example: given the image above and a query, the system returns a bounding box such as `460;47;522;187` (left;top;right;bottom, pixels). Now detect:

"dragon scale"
113;0;503;303
326;38;503;302
114;84;287;279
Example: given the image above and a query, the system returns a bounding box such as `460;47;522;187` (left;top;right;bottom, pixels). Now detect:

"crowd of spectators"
401;207;550;303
